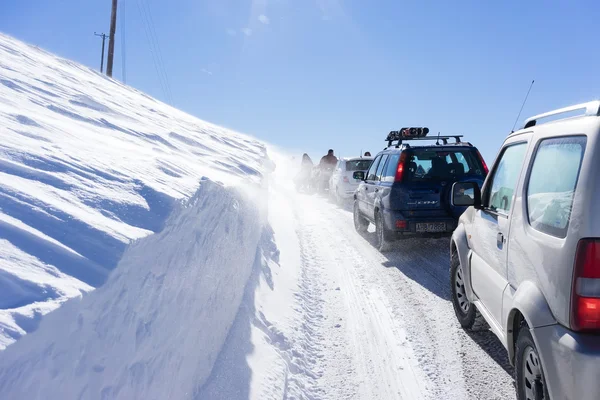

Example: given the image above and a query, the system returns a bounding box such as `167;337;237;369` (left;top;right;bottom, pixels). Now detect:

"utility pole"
94;32;108;73
106;0;118;77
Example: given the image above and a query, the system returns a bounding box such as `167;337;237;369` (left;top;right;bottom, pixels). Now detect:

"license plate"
416;222;446;233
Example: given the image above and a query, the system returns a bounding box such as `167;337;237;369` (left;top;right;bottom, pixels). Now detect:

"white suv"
329;156;373;203
450;101;600;400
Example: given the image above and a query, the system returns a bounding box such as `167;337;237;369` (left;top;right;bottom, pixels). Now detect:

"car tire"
450;250;487;331
353;201;368;233
515;324;550;400
375;211;393;252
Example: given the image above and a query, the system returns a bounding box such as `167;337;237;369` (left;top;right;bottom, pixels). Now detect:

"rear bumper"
534;324;600;400
335;182;359;198
382;209;457;236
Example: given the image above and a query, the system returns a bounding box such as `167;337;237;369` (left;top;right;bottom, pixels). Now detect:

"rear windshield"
405;148;485;181
346;159;373;171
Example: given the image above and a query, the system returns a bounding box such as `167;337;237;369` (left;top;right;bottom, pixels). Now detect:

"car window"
366;156;381;181
485;143;527;214
405;149;485;181
375;154;389;181
382;154;400;182
527;136;586;238
452;153;470;175
346;159;372;171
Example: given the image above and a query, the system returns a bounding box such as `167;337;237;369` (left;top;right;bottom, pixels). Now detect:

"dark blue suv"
353;128;488;251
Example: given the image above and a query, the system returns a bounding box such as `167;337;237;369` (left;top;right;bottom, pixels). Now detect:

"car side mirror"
353;171;365;181
452;182;481;208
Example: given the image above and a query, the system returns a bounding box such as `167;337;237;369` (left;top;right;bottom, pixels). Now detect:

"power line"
142;0;173;102
135;0;172;104
135;0;168;101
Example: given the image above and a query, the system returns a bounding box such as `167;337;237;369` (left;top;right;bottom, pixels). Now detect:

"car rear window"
345;160;373;171
405;148;485;181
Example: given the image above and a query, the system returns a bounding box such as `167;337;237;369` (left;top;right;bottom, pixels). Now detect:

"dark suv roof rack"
386;135;466;148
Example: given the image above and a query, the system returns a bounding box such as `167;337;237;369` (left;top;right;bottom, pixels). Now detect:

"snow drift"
0;32;265;349
0;180;267;399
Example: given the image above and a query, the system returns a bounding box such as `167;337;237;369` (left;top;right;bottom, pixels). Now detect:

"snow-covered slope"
0;32;266;349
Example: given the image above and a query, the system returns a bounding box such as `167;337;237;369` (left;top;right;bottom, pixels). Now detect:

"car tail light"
343;176;350;183
476;150;489;175
394;152;408;183
395;220;407;229
571;239;600;332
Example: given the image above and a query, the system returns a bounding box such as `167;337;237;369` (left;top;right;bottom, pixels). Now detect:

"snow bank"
0;32;266;348
196;152;325;400
0;179;267;399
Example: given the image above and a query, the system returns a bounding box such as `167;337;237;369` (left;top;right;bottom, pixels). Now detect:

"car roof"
378;144;477;154
510;100;600;138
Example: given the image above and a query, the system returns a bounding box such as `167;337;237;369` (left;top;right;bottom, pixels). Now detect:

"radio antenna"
511;80;535;132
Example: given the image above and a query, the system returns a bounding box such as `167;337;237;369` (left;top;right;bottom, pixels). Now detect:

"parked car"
449;100;600;400
329;156;374;204
353;127;488;251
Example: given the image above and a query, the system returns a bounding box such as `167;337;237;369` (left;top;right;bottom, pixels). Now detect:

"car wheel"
375;211;392;252
515;324;550;400
450;250;487;330
353;201;368;233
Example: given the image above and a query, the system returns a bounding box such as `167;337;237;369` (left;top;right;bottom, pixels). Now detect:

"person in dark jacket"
315;150;338;192
319;149;338;168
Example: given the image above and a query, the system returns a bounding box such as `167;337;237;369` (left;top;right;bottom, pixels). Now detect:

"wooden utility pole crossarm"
106;0;118;77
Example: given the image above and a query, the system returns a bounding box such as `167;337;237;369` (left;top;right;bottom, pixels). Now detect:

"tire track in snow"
293;195;431;400
323;201;516;400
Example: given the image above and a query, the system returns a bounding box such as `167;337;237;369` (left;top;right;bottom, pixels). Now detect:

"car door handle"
497;232;505;247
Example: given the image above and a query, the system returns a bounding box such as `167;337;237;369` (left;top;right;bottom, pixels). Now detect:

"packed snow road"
273;187;516;400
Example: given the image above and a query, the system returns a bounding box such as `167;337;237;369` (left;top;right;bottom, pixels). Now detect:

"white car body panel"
329;157;373;200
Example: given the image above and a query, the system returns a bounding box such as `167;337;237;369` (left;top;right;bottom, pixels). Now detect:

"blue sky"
2;0;600;163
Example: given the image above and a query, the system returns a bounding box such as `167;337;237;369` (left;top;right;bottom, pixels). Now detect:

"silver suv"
449;101;600;400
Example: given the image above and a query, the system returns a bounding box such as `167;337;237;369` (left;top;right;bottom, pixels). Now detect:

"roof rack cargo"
386;133;466;148
521;100;600;130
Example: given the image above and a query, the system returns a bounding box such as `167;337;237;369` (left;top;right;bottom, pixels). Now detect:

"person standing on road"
319;149;338;169
316;149;338;192
295;153;314;191
299;153;313;178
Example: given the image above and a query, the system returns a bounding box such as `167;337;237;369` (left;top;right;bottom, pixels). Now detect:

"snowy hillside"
0;32;266;349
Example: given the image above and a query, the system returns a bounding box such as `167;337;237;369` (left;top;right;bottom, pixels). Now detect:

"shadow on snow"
194;224;278;399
